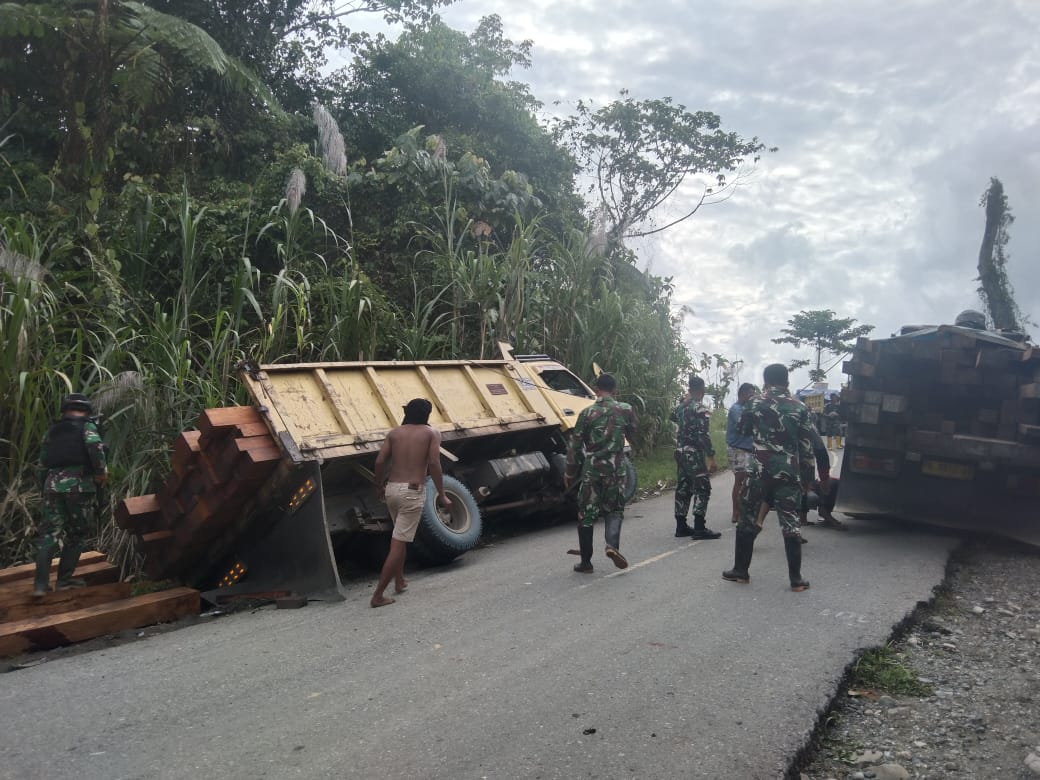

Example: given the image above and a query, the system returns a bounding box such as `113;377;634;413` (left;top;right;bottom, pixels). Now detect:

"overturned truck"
117;344;636;600
838;319;1040;546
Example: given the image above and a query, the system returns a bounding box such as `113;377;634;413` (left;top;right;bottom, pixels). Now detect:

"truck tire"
414;475;483;565
623;457;638;503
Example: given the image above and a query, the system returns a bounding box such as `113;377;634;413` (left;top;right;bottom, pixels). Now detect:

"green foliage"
694;352;744;410
976;176;1023;332
851;645;934;697
772;309;874;381
555;91;772;251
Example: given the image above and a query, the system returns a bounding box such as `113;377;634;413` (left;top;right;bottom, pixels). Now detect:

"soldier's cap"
61;393;93;414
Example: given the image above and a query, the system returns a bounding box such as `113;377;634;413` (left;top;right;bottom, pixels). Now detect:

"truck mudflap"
201;462;349;604
838;447;1040;548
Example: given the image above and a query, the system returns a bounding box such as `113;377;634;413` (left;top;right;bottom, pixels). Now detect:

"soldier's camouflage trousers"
674;450;710;519
577;471;625;528
39;492;93;548
736;461;801;538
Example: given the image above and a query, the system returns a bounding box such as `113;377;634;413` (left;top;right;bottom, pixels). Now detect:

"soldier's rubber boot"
784;535;810;592
56;543;86;590
603;512;628;569
32;541;55;596
573;525;594;573
690;514;721;540
722;528;756;584
674;515;694;537
836;436;844;450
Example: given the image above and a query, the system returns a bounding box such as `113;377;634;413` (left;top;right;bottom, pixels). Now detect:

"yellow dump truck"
150;344;635;600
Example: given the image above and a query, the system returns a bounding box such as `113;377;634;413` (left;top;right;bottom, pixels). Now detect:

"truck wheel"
623;457;638;503
414;476;483;565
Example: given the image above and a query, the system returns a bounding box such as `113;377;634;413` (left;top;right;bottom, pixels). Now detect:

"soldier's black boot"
784;535;810;592
603;512;628;569
573;525;594;573
32;541;55;597
56;543;86;590
674;516;694;537
690;514;721;540
722;528;755;584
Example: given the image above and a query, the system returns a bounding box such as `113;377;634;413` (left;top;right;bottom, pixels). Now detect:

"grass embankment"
631;408;730;493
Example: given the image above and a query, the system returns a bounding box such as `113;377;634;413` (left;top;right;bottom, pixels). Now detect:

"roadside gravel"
798;540;1040;780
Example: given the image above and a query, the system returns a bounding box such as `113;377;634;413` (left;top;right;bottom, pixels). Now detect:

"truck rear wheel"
414;476;483;565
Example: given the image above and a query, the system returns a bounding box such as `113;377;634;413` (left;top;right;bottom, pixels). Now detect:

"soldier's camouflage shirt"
738;385;815;485
565;396;637;482
37;418;107;494
672;396;714;456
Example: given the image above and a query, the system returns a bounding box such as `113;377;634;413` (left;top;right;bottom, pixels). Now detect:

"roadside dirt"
797;539;1040;780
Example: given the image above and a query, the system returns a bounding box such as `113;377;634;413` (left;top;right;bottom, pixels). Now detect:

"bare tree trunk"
977;177;1019;331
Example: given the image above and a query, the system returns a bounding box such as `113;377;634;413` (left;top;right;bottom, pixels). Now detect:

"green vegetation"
850;645;934;697
0;3;767;569
632;408;730;494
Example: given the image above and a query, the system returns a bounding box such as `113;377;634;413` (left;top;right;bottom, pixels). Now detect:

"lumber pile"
115;407;282;579
0;552;199;657
842;328;1040;459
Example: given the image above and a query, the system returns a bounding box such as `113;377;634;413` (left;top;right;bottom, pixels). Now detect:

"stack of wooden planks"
842;328;1040;460
115;406;283;580
0;552;199;657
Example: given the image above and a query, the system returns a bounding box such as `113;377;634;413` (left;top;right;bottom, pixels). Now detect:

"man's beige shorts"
386;482;426;542
727;447;753;473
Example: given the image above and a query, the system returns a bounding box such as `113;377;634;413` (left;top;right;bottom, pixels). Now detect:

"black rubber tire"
413;475;483;565
622;457;638;503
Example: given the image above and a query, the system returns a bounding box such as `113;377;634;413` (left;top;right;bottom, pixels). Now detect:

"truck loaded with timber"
116;344;636;600
837;311;1040;546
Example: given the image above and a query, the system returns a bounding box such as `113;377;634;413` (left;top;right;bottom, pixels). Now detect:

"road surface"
0;468;958;779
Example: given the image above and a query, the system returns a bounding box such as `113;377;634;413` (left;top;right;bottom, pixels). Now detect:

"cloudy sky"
429;0;1040;390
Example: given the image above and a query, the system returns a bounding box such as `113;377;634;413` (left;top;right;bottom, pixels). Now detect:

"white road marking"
577;540;705;588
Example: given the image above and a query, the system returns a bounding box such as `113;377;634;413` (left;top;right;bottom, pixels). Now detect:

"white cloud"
437;0;1040;387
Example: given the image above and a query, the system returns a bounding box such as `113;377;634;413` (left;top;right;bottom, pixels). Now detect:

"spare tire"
413;475;483;565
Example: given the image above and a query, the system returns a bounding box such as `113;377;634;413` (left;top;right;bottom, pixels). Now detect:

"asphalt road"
0;468;959;780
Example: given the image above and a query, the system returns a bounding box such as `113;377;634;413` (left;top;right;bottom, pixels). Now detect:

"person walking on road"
370;398;451;608
34;393;108;596
565;373;637;573
672;375;721;539
726;383;757;525
723;364;815;591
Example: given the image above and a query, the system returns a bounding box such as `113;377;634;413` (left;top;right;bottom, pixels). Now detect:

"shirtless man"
370;398;451;608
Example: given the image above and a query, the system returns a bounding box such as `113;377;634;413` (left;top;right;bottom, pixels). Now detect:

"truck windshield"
539;369;594;398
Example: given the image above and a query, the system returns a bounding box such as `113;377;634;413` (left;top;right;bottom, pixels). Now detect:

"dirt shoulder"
797;540;1040;780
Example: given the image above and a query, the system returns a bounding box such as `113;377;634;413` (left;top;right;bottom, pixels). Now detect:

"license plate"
921;459;975;480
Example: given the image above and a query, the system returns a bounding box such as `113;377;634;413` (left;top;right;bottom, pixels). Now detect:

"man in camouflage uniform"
723;364;814;591
671;375;721;539
565;373;637;573
33;393;108;596
822;397;843;450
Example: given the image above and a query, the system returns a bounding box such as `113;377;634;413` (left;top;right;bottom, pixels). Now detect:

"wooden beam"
0;582;132;623
0;587;200;657
313;368;356;435
0;552;108;585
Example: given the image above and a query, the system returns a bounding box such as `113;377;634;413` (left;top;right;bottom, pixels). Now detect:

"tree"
772;310;873;383
554;92;773;255
145;0;456;109
0;0;276;188
336;15;579;220
694;352;743;410
976;177;1022;332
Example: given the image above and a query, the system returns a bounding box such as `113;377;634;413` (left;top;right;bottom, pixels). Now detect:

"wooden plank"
1019;424;1040;443
0;588;200;657
909;430;1040;467
198;419;271;451
1020;383;1040;399
0;582;131;623
170;430;202;478
196;406;262;439
0;552;108;585
880;394;909;413
843;360;875;377
114;494;166;534
857;404;880;425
